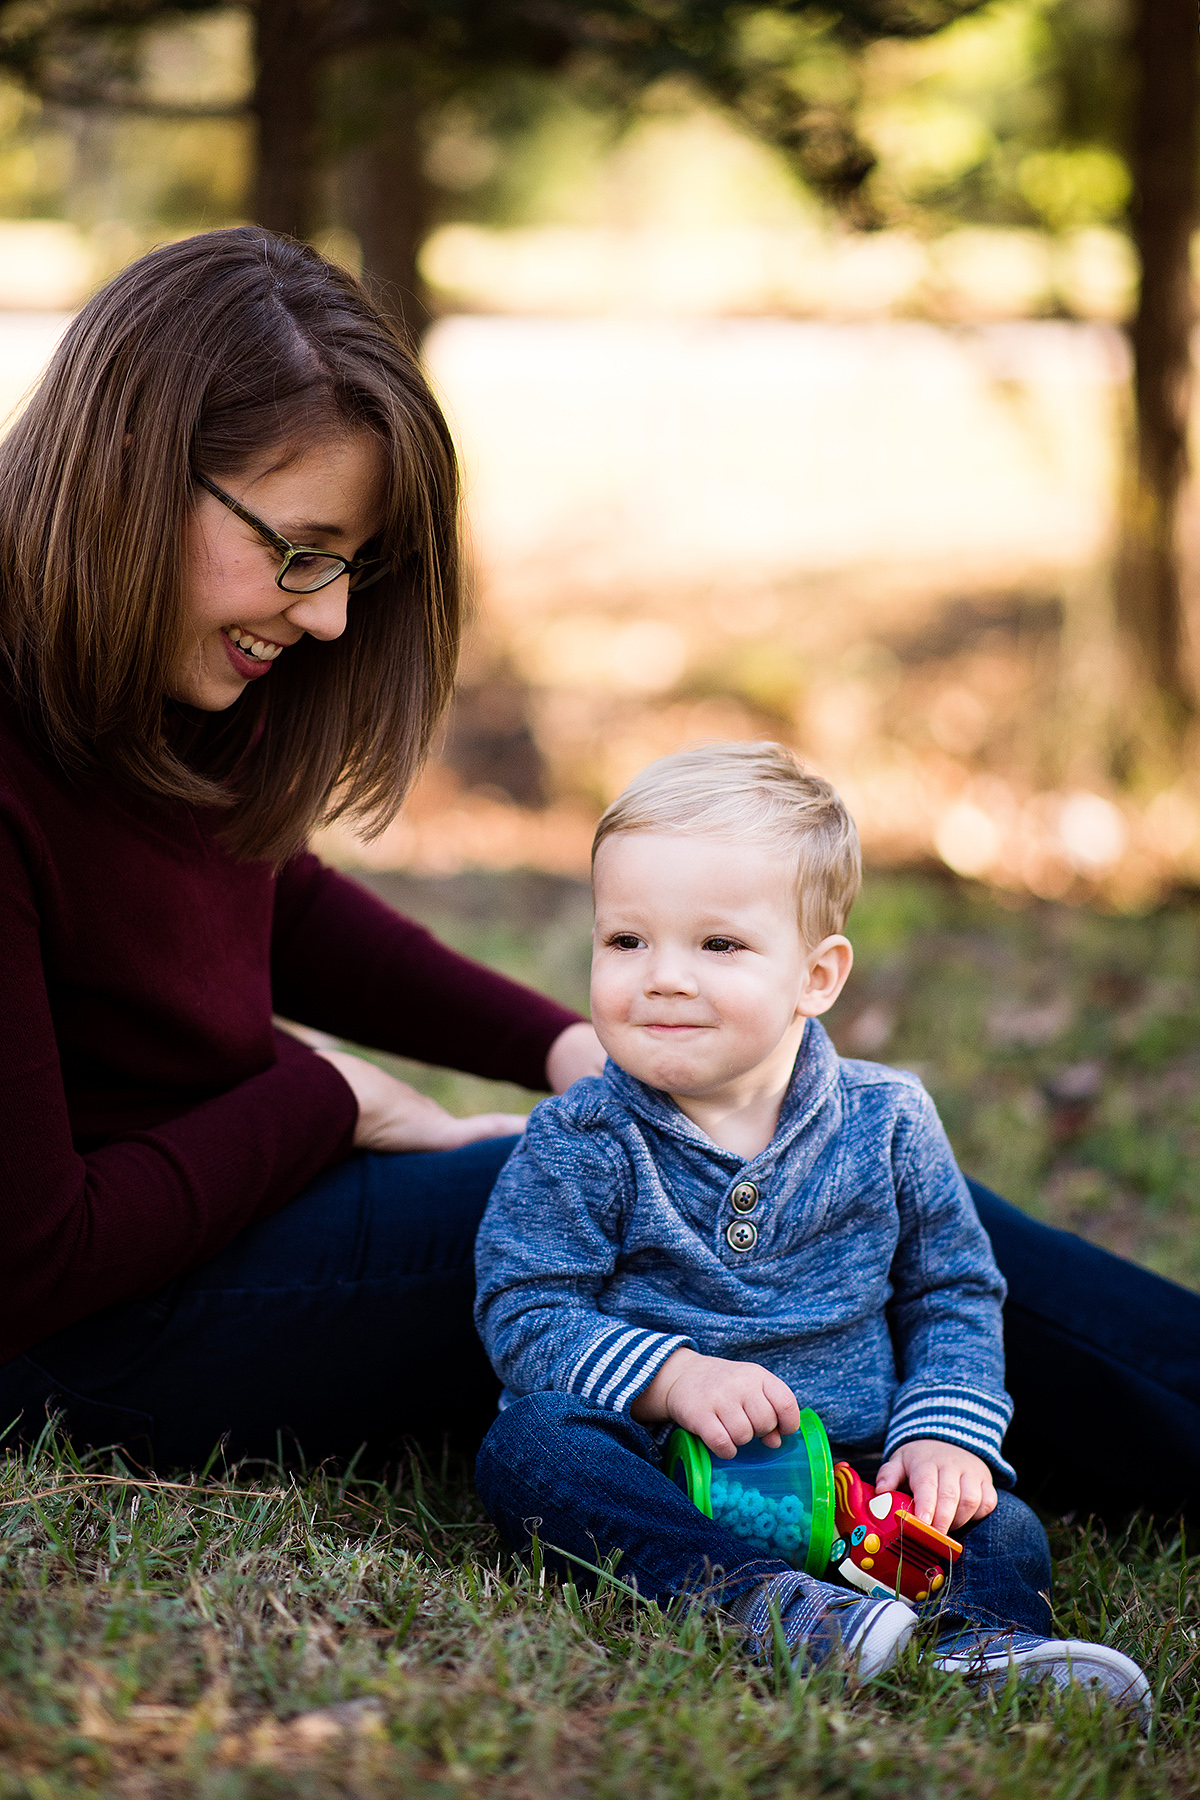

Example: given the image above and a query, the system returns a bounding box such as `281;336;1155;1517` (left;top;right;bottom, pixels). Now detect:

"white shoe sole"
934;1637;1151;1728
843;1598;920;1680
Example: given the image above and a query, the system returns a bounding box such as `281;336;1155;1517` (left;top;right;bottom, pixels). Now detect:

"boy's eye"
702;937;742;954
609;933;643;951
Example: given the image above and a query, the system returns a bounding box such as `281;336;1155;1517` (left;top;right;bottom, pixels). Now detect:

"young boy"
474;743;1148;1713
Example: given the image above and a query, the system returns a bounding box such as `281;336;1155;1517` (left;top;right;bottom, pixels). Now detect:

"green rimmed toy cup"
665;1406;836;1576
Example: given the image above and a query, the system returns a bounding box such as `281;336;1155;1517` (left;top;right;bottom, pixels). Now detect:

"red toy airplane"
832;1461;961;1608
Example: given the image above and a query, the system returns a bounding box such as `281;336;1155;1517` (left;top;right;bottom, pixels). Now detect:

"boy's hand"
631;1348;801;1458
874;1439;997;1534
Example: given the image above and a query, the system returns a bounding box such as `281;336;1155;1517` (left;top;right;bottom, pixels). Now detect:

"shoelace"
730;1571;866;1665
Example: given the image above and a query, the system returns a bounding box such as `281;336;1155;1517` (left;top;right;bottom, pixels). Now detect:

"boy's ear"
797;935;853;1017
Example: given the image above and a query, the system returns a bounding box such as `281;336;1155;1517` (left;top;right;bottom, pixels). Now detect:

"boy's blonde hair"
592;741;861;945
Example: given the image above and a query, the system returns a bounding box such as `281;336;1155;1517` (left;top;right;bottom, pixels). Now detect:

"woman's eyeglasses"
194;472;389;594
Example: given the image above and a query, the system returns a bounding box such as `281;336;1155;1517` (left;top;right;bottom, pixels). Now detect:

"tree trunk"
340;79;433;343
1118;0;1200;730
253;0;323;239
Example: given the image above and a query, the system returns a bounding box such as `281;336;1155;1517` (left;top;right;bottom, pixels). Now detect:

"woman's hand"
317;1049;527;1153
545;1020;606;1093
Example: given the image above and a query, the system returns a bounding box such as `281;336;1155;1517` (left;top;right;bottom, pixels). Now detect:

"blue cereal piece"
700;1468;814;1570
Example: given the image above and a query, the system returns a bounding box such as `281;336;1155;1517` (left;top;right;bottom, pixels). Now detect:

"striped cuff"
883;1384;1016;1487
567;1325;693;1414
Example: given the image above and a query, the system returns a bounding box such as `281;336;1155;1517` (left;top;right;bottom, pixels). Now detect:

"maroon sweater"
0;698;580;1364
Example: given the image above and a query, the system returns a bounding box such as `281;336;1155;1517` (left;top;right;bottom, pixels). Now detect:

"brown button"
730;1181;759;1214
726;1218;758;1253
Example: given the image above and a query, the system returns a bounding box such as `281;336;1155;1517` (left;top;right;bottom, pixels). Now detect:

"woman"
0;227;1194;1513
0;226;601;1469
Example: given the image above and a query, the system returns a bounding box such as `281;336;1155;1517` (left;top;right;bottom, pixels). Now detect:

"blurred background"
2;0;1200;1282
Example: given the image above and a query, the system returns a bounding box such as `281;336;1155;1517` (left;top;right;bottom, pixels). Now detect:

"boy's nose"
644;955;699;997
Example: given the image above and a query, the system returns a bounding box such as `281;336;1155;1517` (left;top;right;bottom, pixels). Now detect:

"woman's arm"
271;852;592;1090
0;823;361;1362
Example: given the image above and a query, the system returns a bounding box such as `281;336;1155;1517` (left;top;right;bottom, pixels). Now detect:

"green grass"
1;1431;1196;1797
4;868;1200;1794
839;873;1200;1292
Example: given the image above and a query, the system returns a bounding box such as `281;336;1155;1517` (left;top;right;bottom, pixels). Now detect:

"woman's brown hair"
0;226;461;862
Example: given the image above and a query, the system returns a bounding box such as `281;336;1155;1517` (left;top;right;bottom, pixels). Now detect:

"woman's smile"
221;625;288;679
225;625;286;662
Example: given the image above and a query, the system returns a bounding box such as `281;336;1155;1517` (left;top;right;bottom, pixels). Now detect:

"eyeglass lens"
279;554;350;593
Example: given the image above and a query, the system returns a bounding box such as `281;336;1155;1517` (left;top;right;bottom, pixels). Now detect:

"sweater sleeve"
271;853;582;1092
474;1096;693;1411
882;1086;1016;1486
0;819;359;1362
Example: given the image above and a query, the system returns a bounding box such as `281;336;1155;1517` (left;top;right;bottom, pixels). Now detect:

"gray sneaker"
932;1629;1151;1728
830;1594;921;1679
730;1571;918;1679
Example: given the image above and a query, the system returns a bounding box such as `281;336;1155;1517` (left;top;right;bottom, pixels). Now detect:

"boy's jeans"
477;1391;1053;1636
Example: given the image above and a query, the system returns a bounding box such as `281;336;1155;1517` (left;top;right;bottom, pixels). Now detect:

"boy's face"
591;831;850;1101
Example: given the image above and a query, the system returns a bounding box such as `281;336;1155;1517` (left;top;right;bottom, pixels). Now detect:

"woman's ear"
797;935;853;1017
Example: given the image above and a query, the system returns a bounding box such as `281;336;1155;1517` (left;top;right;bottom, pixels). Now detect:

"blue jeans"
476;1390;1054;1635
968;1181;1200;1519
0;1138;519;1470
1;1157;1196;1518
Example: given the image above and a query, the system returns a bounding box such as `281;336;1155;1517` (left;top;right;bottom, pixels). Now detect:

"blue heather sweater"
475;1019;1016;1483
